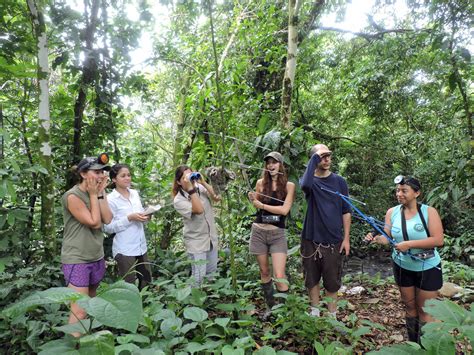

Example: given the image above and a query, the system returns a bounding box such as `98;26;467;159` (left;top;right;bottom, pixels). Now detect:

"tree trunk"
27;0;55;260
71;0;100;166
173;73;190;167
280;0;303;128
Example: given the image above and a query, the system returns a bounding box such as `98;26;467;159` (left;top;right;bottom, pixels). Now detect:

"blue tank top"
390;204;441;271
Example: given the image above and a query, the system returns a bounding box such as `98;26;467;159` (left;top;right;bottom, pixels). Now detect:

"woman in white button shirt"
104;164;152;289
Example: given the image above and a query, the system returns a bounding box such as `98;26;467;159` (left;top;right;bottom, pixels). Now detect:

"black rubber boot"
261;281;275;308
405;316;419;343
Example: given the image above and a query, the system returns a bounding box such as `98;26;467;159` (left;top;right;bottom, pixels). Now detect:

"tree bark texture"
27;0;56;259
72;0;100;165
280;0;302;128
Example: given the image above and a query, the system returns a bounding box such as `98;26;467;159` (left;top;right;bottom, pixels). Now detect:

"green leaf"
183;306;208;322
38;338;79;355
421;332;455;355
78;281;142;332
423;299;466;326
183;342;208;354
54;319;101;335
153;308;176;321
174;285;192;301
4;287;83;318
287;245;299;256
116;333;150;345
366;343;421;354
214;317;230;328
254;346;276;355
160;317;182;338
222;346;244;355
114;343;141;354
180;321;198;334
78;330;115;355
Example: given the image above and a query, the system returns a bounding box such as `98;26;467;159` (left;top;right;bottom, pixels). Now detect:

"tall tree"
26;0;55;258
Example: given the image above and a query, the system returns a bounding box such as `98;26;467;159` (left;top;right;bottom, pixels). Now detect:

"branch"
299;0;325;42
318;26;432;41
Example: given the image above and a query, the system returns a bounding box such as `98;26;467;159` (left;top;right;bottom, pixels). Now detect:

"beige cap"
264;151;283;163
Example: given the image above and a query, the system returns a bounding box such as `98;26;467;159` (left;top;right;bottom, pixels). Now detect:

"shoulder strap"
417;203;431;238
400;205;409;241
400;204;430;241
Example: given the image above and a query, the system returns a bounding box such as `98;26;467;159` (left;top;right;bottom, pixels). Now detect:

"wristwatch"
187;188;197;195
98;195;104;200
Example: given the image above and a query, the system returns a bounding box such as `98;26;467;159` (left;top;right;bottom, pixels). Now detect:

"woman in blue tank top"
366;176;444;344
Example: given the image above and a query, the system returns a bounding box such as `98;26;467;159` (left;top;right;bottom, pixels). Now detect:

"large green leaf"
77;281;142;332
421;332;455;355
78;330;115;355
423;299;466;326
183;306;208;322
39;338;79;355
4;287;83;318
366;343;422;354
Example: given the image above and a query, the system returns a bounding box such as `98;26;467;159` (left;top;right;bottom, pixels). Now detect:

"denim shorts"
62;258;106;287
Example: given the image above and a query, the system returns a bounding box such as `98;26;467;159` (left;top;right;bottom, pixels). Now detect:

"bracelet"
261;203;265;210
187;188;197;195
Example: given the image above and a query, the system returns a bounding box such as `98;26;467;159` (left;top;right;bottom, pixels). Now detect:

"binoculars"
188;172;201;181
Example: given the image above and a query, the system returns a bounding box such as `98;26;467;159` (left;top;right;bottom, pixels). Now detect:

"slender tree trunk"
71;0;100;166
280;0;303;128
27;0;55;259
173;73;190;167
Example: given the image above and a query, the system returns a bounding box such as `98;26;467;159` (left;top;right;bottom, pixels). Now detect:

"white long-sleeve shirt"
104;188;147;257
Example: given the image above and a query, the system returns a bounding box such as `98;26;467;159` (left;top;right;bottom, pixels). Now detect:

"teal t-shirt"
390;204;441;271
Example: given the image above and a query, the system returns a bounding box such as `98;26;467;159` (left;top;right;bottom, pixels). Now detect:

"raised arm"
300;154;321;193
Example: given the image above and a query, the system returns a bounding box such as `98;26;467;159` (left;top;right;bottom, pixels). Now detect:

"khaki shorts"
249;224;287;255
301;238;343;293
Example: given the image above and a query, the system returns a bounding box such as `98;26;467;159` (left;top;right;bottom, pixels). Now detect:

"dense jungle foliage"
0;0;472;353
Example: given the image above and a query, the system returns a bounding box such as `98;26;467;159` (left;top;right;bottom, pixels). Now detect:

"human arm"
67;178;102;229
198;176;221;202
97;176;113;224
250;181;295;216
395;206;444;252
339;212;351;255
299;154;321;193
365;208;393;246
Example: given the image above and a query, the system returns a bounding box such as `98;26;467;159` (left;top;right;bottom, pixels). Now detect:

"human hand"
248;191;256;201
339;239;350;256
128;213;149;222
395;241;411;253
97;176;109;194
85;177;99;196
252;199;264;209
182;175;195;191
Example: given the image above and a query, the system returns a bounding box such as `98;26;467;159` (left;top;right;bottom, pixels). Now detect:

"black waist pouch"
261;215;280;224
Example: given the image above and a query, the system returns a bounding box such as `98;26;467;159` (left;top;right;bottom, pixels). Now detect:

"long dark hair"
172;165;191;197
109;164;130;189
258;160;288;203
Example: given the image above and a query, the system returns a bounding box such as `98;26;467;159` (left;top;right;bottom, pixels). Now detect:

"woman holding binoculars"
173;165;221;285
248;152;295;309
365;176;444;344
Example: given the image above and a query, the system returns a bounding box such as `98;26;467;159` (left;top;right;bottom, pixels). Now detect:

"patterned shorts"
62;258;106;287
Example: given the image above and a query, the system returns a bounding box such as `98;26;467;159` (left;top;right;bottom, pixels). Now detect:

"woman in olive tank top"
248;152;295;310
61;154;113;336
